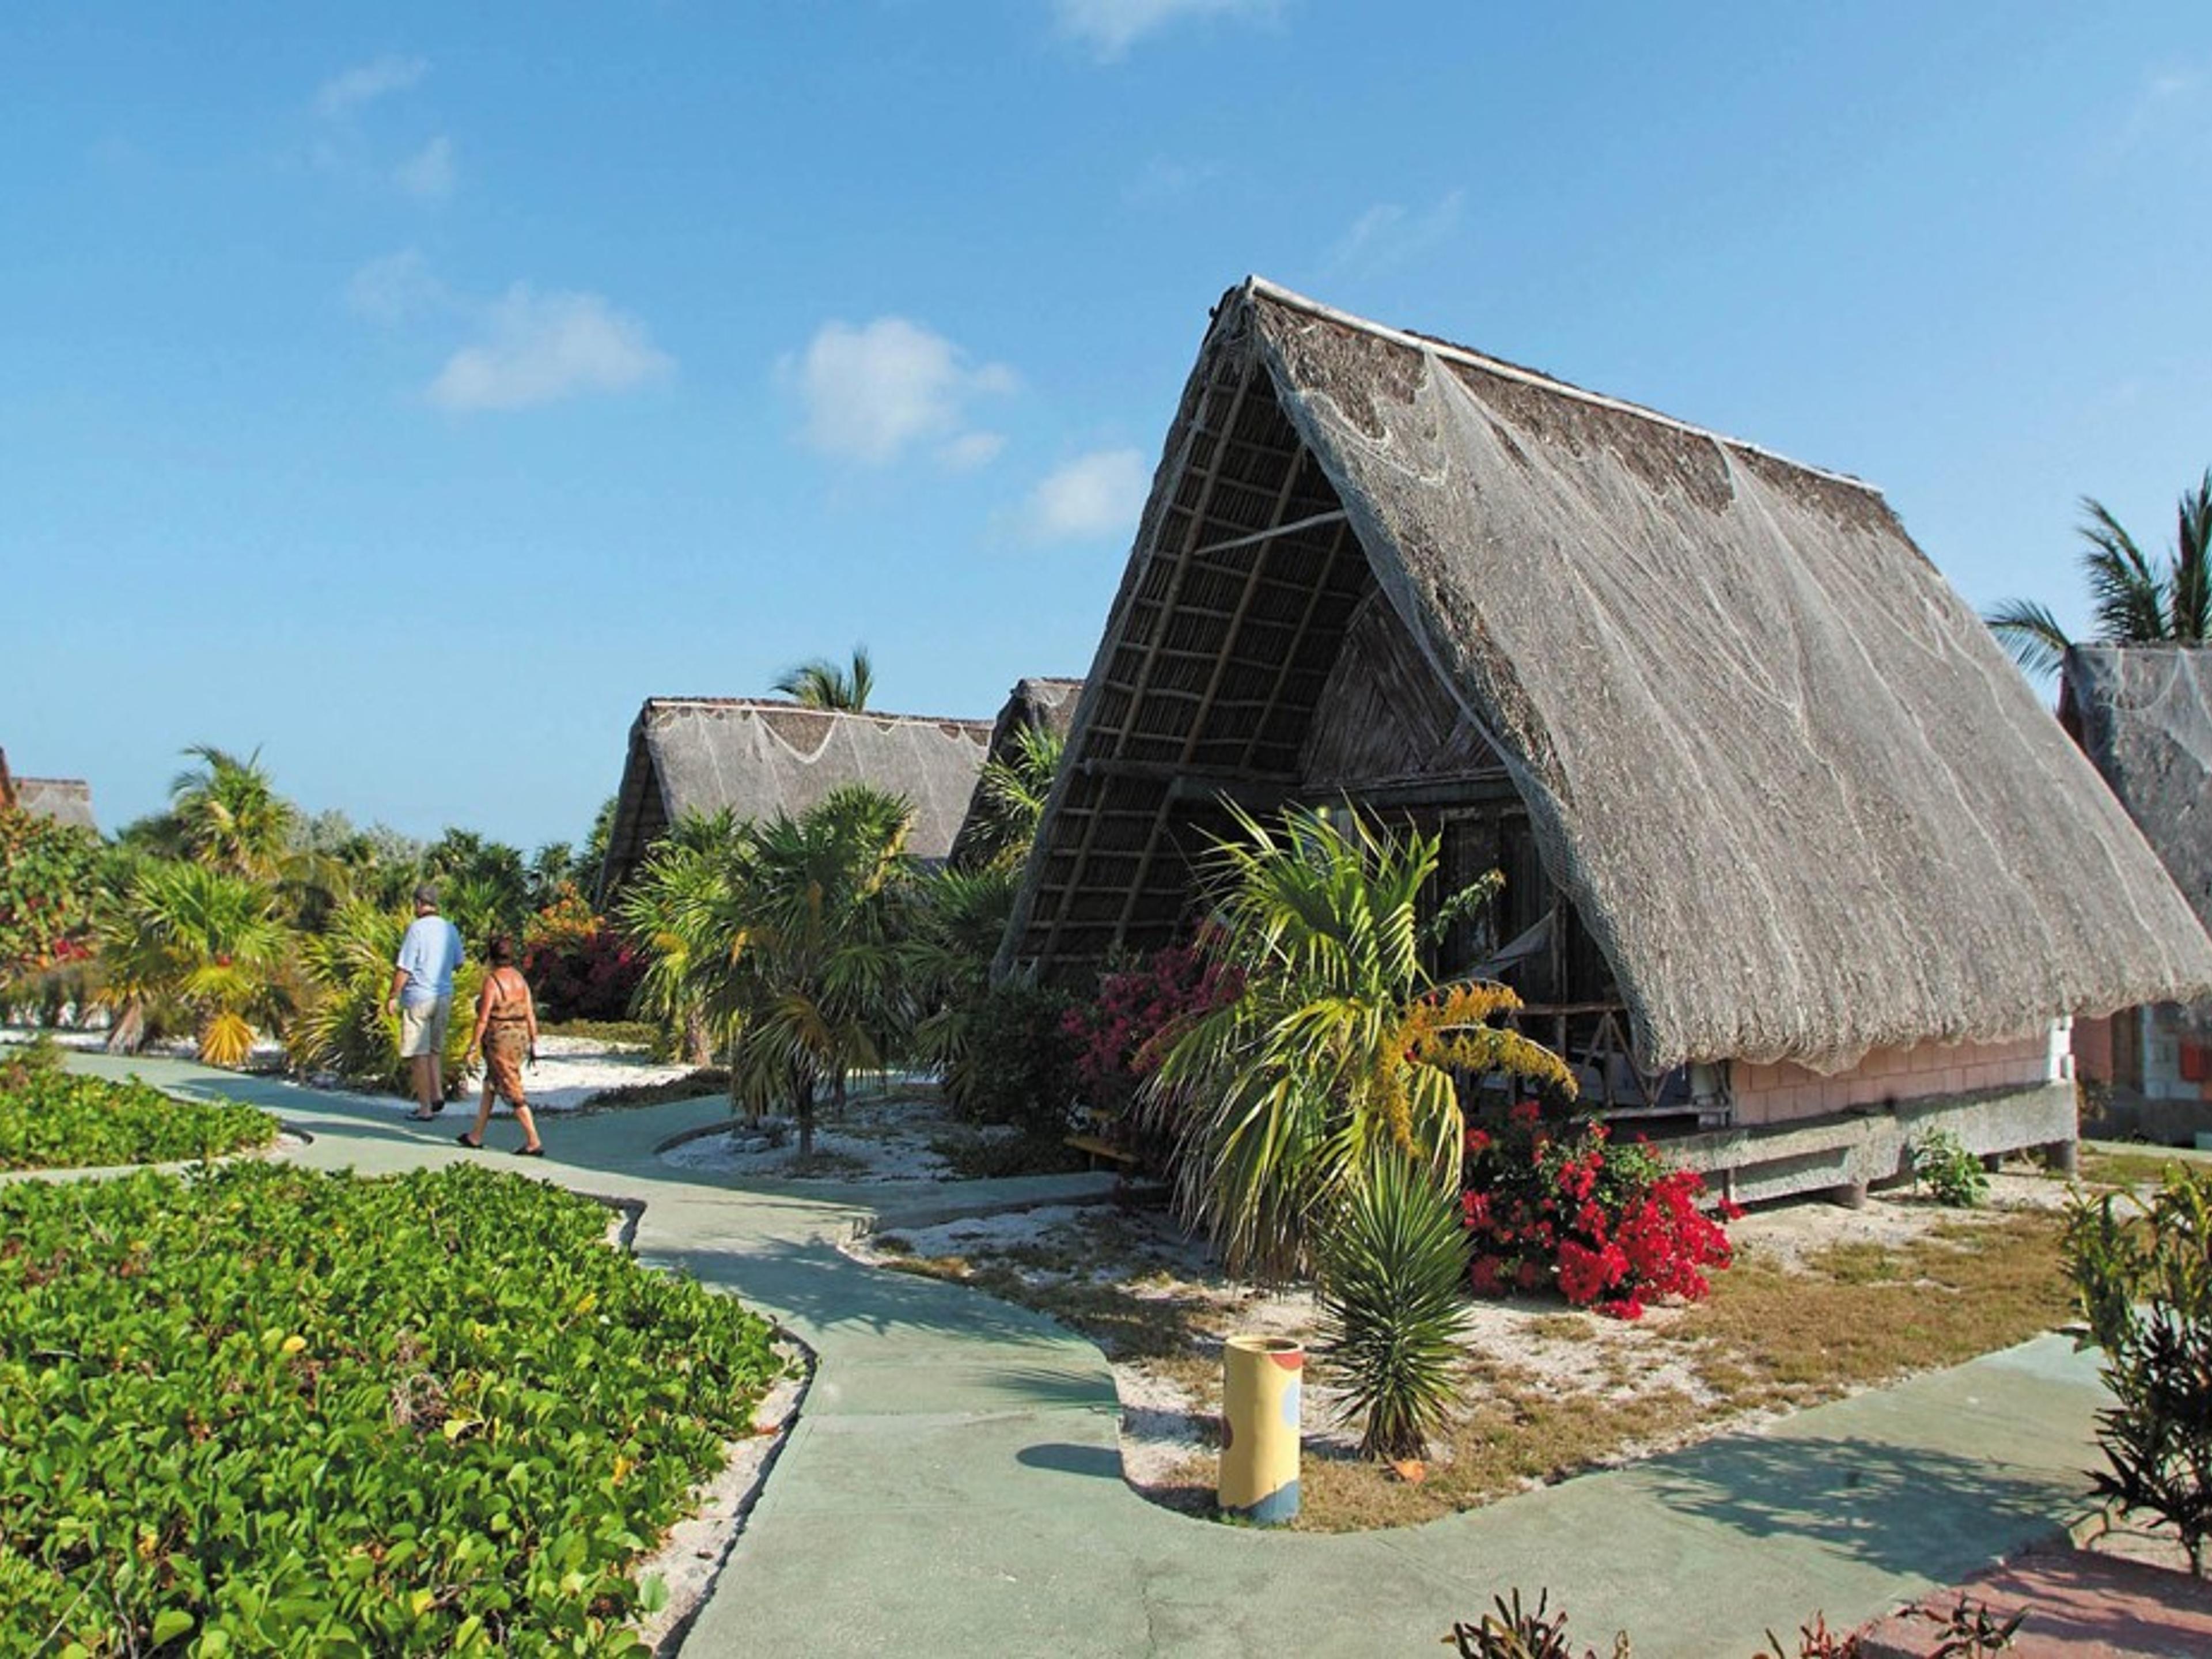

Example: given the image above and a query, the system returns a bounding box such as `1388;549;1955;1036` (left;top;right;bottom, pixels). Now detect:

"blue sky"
5;2;2209;849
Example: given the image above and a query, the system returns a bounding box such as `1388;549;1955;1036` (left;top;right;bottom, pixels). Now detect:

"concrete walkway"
56;1055;2112;1657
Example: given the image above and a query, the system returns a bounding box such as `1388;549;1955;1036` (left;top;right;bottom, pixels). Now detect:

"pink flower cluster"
1060;944;1243;1100
1461;1105;1736;1320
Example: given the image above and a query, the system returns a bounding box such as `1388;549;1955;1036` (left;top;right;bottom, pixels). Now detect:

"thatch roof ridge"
638;695;992;733
1243;276;1882;497
1003;282;2212;1073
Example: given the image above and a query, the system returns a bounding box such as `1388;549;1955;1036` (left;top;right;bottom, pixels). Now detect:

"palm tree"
291;898;481;1094
773;645;874;712
168;745;298;879
616;809;747;1066
722;785;913;1158
1150;803;1574;1281
100;859;297;1066
958;724;1066;872
1988;470;2212;681
900;861;1021;1088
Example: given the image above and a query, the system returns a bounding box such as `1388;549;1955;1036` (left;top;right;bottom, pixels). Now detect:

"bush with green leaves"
0;1054;275;1171
946;979;1082;1136
0;1160;782;1653
1911;1128;1990;1209
0;802;105;1007
1318;1154;1472;1461
2063;1165;2212;1575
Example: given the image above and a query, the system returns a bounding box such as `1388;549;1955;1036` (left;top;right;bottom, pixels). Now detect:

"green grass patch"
0;1161;781;1654
1;1064;276;1171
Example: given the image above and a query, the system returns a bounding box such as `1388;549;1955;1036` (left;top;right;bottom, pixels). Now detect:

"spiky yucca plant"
1319;1154;1472;1461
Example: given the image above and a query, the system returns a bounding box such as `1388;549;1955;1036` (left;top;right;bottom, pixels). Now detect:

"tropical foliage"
772;643;874;711
957;722;1065;871
0;801;103;988
1317;1152;1472;1460
1149;804;1574;1279
1;1046;276;1170
2063;1165;2212;1575
0;1160;781;1653
290;900;483;1095
99;858;298;1066
1987;468;2212;681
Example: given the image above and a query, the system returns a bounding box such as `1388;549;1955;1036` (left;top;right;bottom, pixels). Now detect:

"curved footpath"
55;1054;2107;1658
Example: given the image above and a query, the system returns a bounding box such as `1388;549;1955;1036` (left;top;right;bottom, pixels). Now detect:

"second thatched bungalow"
948;676;1084;870
1000;279;2212;1201
599;698;992;895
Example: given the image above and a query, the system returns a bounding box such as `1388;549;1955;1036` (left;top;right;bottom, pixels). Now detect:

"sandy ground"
848;1169;2086;1509
661;1088;1014;1183
2;1026;701;1119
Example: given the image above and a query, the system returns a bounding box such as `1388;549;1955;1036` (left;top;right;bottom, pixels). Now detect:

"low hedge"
0;1062;278;1172
1;1161;782;1654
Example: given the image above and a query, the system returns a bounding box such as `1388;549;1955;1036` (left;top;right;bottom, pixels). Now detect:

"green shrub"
946;980;1081;1137
1317;1156;1471;1461
0;1062;275;1171
1911;1128;1991;1208
0;1160;782;1653
2063;1166;2212;1575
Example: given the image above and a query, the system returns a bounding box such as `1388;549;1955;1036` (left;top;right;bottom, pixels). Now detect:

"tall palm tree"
723;785;913;1158
168;745;298;879
772;645;874;712
1151;803;1574;1281
958;724;1066;872
1988;469;2212;681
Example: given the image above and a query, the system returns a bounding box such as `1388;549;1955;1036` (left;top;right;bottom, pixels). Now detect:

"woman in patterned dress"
457;935;546;1156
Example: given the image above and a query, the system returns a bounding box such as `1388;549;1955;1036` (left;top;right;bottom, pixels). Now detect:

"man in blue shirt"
386;883;466;1120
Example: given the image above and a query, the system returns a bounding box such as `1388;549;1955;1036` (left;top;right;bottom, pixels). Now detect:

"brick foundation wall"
1731;1032;2060;1127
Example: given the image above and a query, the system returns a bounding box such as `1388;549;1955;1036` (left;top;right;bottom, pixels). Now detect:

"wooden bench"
1066;1107;1141;1172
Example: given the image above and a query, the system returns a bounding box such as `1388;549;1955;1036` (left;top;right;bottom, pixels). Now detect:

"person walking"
388;883;466;1121
457;934;546;1156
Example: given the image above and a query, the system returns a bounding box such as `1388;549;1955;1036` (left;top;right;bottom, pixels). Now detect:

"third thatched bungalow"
999;279;2212;1202
2063;645;2212;1136
948;676;1084;870
599;698;991;895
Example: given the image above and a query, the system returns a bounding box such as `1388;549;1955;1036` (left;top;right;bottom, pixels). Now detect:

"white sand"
661;1089;995;1183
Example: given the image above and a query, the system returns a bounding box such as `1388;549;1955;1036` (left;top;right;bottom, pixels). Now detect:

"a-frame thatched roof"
600;699;991;893
0;749;97;834
948;676;1084;869
2065;645;2212;934
1002;279;2212;1073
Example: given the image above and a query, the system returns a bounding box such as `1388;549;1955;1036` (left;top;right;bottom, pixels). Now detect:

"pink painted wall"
2073;1015;2115;1084
1732;1032;2056;1127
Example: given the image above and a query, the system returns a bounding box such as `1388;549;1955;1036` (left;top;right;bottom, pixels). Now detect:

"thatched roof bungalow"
1001;279;2212;1198
600;699;991;893
948;676;1084;870
2062;645;2212;1118
0;750;96;834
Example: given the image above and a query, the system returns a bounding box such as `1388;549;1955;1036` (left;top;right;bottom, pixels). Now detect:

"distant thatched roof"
1003;278;2212;1071
948;677;1084;869
0;749;97;834
2066;645;2212;934
600;699;991;892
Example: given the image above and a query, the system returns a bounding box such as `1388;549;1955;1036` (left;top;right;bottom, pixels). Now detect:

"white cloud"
940;431;1008;471
1323;187;1465;277
1013;448;1151;544
393;134;456;200
1123;155;1222;207
1056;0;1278;60
427;285;675;412
345;249;448;323
316;55;428;119
787;316;1018;468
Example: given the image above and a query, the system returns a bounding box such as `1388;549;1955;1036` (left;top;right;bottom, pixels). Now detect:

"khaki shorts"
397;995;453;1059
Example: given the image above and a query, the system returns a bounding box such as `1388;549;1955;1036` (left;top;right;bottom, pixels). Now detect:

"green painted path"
55;1055;2111;1657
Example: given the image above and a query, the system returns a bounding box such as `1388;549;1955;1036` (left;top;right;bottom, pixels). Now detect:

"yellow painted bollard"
1218;1334;1302;1524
